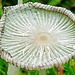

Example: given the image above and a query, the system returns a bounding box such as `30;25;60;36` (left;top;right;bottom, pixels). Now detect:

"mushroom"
0;1;75;75
0;10;6;56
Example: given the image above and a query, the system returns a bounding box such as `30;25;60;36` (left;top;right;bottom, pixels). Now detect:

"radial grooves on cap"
0;8;7;55
1;2;75;70
1;50;75;70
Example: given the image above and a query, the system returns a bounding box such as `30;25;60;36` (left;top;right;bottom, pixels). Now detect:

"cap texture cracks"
0;2;75;70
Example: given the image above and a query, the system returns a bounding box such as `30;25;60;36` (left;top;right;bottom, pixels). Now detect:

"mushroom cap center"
38;33;49;42
34;32;55;46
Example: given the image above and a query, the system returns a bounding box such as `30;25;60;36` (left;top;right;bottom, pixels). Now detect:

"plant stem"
18;0;23;4
7;64;19;75
39;69;46;75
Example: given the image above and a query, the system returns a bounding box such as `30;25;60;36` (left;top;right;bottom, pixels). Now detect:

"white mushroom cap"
0;2;75;70
0;12;6;56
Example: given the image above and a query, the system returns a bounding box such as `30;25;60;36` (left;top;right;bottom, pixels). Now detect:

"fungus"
0;1;75;75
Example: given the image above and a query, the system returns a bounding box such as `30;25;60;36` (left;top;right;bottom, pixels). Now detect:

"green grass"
0;58;75;75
